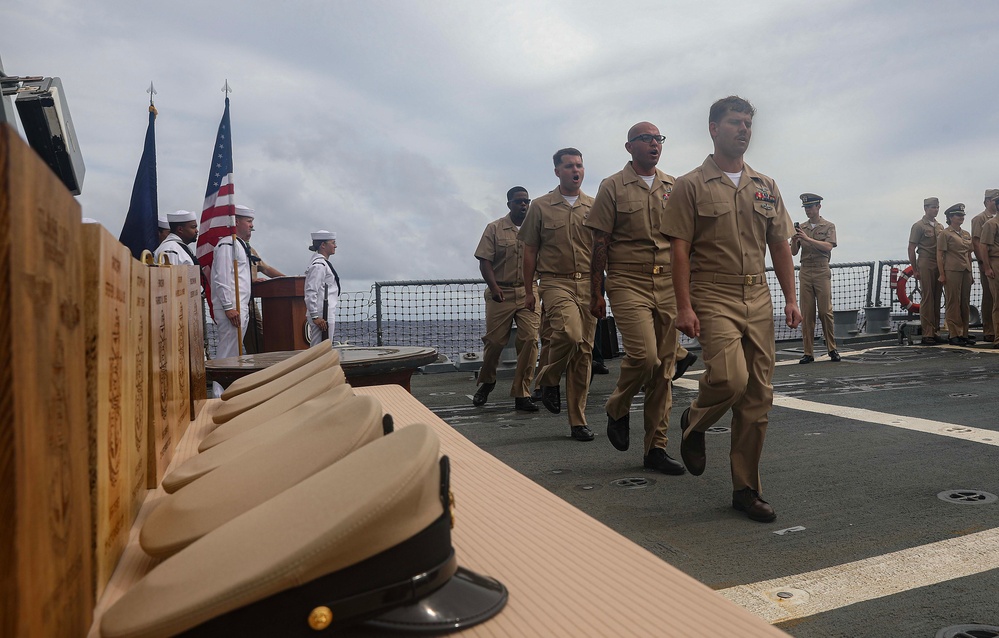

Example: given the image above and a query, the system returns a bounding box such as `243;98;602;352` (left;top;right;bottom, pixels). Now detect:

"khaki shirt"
978;217;999;260
971;209;995;262
796;216;837;268
519;188;594;276
475;213;526;287
936;227;972;272
583;162;674;268
908;216;943;260
660;155;793;275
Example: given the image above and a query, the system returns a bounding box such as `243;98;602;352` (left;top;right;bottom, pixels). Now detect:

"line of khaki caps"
101;340;508;637
925;189;999;217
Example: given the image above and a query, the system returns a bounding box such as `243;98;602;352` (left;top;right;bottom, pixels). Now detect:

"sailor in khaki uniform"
790;193;839;363
662;96;801;522
211;207;254;359
473;188;541;412
304;230;339;346
907;198;945;344
520;148;596;442
937;203;975;346
585;122;684;475
978;192;999;347
971;189;999;342
154;210;200;266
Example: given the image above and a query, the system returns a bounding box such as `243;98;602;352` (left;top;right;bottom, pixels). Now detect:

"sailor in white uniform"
304;230;340;346
157;214;171;245
211;206;254;358
154;210;200;266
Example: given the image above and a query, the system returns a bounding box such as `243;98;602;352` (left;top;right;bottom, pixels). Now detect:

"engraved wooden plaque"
127;259;149;514
185;265;207;419
81;223;134;600
147;265;174;487
0;125;94;636
171;268;192;440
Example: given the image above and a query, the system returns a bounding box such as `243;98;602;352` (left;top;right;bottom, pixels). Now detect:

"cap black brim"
362;566;508;634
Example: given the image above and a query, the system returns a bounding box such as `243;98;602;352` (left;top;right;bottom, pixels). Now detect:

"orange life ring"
896;265;920;313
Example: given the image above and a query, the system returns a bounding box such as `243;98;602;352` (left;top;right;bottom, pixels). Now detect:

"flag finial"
222;79;232;95
147;81;157;115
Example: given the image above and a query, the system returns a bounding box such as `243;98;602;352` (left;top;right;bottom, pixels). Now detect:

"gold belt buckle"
744;274;755;285
652;265;664;274
573;272;583;280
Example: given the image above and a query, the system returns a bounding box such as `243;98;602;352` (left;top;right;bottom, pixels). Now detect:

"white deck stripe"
717;527;999;623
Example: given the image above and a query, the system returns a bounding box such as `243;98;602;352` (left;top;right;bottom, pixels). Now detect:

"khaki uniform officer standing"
978;193;999;347
907;198;945;345
937;203;975;346
663;96;801;522
971;189;999;342
790;193;839;363
520;148;597;442
472;188;541;412
586;122;685;475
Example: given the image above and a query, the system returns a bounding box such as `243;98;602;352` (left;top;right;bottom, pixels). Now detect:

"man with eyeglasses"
520;148;596;441
472;187;541;412
585;123;685;475
662;96;801;523
790;193;839;363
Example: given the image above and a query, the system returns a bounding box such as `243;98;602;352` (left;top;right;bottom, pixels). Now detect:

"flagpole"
223;79;244;356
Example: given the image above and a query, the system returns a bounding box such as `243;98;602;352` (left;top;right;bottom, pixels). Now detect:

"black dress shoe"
606;412;630;451
679;408;705;476
828;350;841;362
472;382;495;407
732;488;777;522
984;335;995;342
531;388;543;402
643;447;685;475
514;397;538;412
934;335;949;344
591;362;609;375
673;352;698;380
948;337;965;346
570;425;595;442
965;335;977;345
541;385;561;414
798;354;814;364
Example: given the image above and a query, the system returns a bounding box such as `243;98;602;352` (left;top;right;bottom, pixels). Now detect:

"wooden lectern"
252;276;308;352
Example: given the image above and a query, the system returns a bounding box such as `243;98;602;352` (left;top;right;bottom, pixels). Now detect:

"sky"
3;0;998;293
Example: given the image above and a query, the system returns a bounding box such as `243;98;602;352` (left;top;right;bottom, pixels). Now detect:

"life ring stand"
896;265;920;313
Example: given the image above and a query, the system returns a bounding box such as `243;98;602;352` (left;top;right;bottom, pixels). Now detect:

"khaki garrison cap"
200;371;349;452
211;349;342;425
924;197;940;207
164;384;357;493
103;423;509;637
142;395;386;558
221;340;335;400
945;203;967;217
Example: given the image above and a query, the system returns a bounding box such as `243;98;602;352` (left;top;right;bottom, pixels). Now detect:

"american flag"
196;96;235;318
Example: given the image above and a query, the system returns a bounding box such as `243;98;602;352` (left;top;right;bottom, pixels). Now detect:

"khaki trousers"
943;270;972;338
537;278;596;426
917;256;942;337
979;262;994;336
682;282;774;493
605;271;677;454
479;285;541;398
799;264;837;355
988;259;999;345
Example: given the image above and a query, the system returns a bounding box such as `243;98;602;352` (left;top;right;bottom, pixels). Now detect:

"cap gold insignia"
308;606;333;630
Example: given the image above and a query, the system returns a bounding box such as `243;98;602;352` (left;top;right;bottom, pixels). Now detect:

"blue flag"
119;106;159;259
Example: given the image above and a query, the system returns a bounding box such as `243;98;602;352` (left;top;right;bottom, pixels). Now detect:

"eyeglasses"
628;134;666;144
510;198;531;205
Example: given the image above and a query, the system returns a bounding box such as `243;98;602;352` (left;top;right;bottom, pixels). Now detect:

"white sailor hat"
167;209;198;224
157;214;170;230
311;229;336;242
234;204;255;218
102;423;509;637
141;394;390;558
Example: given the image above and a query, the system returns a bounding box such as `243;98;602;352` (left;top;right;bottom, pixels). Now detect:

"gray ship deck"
409;332;999;637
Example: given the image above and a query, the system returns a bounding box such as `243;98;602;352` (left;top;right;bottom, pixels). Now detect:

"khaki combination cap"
165;384;356;493
221;340;335;400
945;203;966;217
924;197;940;207
104;424;508;637
200;370;347;452
212;349;341;425
985;188;999;201
142;395;387;559
799;193;823;207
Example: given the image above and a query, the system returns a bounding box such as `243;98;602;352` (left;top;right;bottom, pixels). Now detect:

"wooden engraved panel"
127;260;149;515
171;268;192;440
147;266;174;487
185;265;207;419
0;124;93;636
81;223;133;600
